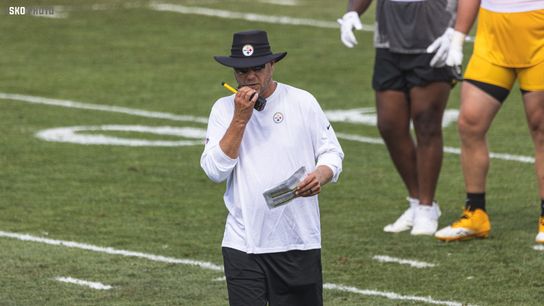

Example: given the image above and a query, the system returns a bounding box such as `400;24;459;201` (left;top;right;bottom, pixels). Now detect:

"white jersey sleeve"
200;97;238;183
308;98;344;182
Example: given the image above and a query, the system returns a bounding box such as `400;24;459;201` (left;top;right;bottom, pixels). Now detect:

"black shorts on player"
372;48;456;92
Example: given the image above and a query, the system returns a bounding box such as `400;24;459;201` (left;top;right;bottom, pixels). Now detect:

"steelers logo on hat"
242;44;254;57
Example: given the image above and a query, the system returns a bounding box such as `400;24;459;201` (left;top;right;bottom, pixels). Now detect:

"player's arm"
347;0;373;15
219;86;258;158
454;0;481;34
445;0;481;66
338;0;373;48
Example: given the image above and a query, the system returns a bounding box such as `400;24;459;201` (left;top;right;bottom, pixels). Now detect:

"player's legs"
409;82;450;205
436;55;515;241
519;59;544;200
434;82;499;241
375;49;453;234
376;90;423;233
458;55;515;194
373;49;424;233
373;48;419;201
523;91;544;199
458;82;503;193
519;61;544;243
376;90;418;199
403;82;449;235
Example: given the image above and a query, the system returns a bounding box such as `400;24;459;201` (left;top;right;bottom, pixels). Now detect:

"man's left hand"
295;166;333;197
296;172;321;197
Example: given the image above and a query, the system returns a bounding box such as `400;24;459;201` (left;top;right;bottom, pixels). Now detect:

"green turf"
0;1;543;305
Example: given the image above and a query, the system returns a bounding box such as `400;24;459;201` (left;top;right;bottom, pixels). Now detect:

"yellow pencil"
221;82;238;94
221;81;267;111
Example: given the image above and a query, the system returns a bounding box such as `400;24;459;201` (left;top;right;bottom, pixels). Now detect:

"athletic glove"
426;27;454;67
337;11;363;48
446;30;466;67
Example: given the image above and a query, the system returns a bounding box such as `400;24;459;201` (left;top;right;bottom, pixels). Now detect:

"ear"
269;61;275;72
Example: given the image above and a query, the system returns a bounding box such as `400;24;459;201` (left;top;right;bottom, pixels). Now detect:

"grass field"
1;0;543;305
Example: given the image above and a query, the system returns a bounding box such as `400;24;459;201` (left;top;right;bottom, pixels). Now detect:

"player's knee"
412;115;442;140
458;114;484;138
528;117;544;145
377;119;398;138
528;116;544;134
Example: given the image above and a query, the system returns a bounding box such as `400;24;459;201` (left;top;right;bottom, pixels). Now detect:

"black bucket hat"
214;30;287;69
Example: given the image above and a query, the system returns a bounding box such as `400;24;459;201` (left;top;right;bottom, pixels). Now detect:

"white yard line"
0;93;208;124
36;125;205;147
324;283;472;306
46;2;475;42
54;276;112;290
146;2;476;42
0;92;534;164
0;231;223;272
1;230;472;305
257;0;300;6
335;132;535;164
149;2;374;31
373;255;436;268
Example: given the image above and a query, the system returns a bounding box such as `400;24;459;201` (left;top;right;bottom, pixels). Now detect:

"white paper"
263;166;306;208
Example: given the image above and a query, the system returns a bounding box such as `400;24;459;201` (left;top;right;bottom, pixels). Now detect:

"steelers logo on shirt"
273;112;284;123
242;44;254;57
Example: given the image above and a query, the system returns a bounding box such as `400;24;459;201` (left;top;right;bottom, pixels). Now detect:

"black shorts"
222;247;323;306
372;48;455;92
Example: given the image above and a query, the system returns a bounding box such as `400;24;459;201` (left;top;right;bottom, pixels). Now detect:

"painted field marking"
373;255;436;268
45;2;474;42
258;0;299;5
325;108;459;128
533;245;544;251
335;132;535;164
324;283;472;306
0;92;534;164
0;93;208;124
54;276;112;290
147;2;475;41
0;230;223;272
149;2;375;31
36;125;206;147
0;230;472;305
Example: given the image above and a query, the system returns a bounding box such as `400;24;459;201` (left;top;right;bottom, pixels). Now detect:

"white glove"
337;11;363;48
446;30;466;67
426;27;454;67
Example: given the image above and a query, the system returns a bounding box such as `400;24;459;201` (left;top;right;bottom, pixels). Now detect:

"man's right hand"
446;30;466;67
337;11;363;48
233;86;257;125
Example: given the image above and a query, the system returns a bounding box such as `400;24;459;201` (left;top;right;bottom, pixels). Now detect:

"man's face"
233;61;275;98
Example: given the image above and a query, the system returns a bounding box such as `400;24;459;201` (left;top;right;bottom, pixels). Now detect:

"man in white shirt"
201;30;344;306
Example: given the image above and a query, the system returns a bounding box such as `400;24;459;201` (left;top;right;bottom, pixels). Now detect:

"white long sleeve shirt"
201;82;344;254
